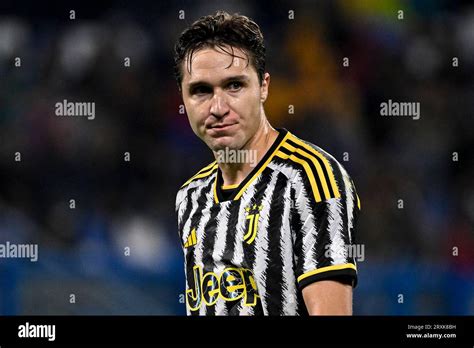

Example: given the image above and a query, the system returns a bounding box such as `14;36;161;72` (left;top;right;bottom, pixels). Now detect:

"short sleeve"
291;158;360;290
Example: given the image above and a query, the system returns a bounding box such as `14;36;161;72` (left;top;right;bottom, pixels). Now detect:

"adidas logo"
184;228;197;248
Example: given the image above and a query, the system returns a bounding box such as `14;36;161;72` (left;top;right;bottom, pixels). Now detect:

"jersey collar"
213;128;290;203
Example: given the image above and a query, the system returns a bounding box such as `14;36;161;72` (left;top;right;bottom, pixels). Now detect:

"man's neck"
215;122;279;187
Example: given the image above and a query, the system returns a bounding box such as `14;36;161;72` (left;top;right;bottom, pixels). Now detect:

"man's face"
180;46;269;152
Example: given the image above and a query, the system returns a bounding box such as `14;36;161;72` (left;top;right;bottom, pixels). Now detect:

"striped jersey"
175;128;360;315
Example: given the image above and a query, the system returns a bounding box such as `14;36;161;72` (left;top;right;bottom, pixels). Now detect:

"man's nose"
210;90;230;118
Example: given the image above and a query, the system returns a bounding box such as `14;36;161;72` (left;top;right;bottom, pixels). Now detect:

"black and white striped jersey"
175;128;360;315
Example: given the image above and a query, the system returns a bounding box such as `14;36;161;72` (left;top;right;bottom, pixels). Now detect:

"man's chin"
211;143;237;153
207;137;240;152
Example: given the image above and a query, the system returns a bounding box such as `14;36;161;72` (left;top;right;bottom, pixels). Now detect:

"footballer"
174;11;361;315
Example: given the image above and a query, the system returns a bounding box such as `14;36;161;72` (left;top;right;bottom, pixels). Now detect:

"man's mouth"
211;123;234;129
207;123;237;131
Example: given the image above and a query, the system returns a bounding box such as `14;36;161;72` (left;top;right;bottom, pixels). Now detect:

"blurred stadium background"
0;0;473;315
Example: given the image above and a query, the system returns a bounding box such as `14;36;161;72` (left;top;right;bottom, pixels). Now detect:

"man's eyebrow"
187;75;250;90
221;75;250;83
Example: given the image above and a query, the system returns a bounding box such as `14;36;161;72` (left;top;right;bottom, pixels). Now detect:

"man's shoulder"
175;160;217;213
287;132;339;161
274;131;351;202
177;160;218;192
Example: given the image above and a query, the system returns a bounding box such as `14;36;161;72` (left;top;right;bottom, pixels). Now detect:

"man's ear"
260;72;270;103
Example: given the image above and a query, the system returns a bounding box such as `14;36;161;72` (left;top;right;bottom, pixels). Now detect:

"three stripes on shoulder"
184;228;197;248
276;135;341;203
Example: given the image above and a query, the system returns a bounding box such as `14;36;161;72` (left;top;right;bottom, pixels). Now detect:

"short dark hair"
173;10;266;90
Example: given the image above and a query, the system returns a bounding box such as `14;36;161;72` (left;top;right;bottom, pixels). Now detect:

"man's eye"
192;86;211;95
227;81;243;91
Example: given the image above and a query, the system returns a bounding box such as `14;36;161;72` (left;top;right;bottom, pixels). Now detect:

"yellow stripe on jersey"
181;162;218;188
281;142;332;201
275;151;322;202
184;228;197;248
233;131;291;200
201;160;218;172
297;263;357;283
287;135;340;198
184;234;192;248
221;184;239;190
213;173;219;203
191;228;197;245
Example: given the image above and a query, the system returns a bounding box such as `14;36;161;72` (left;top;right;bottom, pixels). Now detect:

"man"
174;11;360;315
